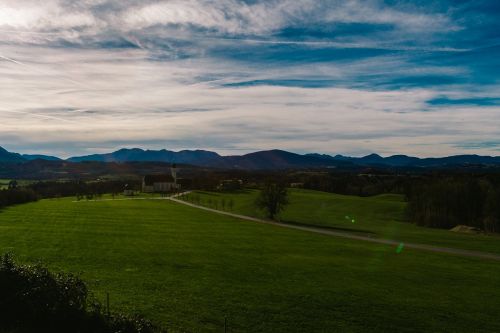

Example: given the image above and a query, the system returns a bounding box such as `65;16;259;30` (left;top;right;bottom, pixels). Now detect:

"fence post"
224;317;227;333
106;292;110;318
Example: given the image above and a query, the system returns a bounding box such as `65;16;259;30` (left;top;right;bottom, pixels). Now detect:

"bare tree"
255;182;289;220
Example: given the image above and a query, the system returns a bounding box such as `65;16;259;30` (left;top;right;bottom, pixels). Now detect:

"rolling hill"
22;154;61;161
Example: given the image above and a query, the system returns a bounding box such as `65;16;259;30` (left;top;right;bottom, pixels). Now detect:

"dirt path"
168;197;500;262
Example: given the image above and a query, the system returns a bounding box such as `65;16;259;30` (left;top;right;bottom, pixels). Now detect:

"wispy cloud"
0;0;499;157
0;0;458;48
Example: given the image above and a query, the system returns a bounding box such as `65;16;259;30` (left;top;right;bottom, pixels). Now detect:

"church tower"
171;163;178;185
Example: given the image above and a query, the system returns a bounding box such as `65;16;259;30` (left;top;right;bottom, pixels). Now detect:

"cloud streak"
0;0;498;157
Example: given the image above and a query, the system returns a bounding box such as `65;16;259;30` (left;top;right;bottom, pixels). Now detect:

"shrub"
0;254;165;333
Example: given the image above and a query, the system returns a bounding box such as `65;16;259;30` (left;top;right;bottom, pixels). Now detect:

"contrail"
0;53;90;88
0;29;62;36
193;36;470;52
0;108;77;124
0;54;24;66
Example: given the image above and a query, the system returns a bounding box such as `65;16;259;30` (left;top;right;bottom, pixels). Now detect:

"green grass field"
1;197;500;332
0;179;11;190
0;179;34;190
188;189;500;254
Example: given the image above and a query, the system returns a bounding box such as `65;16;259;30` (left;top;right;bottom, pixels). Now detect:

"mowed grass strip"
191;189;500;254
0;198;500;332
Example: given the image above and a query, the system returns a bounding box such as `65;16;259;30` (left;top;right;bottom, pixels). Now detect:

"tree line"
0;180;141;210
405;175;500;232
29;180;141;199
289;171;409;196
0;188;39;209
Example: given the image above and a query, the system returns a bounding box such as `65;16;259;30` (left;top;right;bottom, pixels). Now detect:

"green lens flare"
396;243;404;254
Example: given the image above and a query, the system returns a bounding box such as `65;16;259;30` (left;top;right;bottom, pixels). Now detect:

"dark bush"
0;254;165;333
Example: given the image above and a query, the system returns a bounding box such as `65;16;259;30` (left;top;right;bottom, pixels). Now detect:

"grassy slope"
190;189;500;254
0;179;34;190
1;198;500;332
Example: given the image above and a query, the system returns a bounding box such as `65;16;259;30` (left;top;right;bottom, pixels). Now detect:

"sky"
0;0;499;158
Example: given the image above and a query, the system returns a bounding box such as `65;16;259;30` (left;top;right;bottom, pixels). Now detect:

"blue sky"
0;0;499;157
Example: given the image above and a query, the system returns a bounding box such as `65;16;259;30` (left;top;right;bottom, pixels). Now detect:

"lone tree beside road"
256;182;289;220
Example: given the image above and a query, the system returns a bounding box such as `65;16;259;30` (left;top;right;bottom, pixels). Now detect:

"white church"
142;164;181;193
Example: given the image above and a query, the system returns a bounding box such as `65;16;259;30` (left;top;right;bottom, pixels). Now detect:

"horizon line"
4;145;500;161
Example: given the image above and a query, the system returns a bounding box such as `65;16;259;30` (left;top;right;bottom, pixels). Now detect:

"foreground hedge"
0;254;165;333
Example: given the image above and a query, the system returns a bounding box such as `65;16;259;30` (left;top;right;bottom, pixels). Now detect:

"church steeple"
171;163;178;184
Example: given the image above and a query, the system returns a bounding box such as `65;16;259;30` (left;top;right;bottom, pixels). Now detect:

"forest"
406;175;500;232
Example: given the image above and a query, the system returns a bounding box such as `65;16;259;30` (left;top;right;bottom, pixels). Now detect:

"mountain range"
0;147;61;163
1;146;500;170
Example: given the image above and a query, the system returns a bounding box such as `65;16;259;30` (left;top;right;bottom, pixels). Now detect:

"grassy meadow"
0;179;34;190
0;196;500;332
187;189;500;255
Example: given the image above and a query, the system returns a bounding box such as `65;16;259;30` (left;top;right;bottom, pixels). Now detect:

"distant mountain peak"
0;146;25;163
363;153;383;159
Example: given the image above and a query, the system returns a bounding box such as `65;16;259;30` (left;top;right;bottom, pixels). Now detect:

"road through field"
167;196;500;262
73;194;500;261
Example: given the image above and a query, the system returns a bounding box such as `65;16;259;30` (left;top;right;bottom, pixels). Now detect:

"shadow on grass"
280;219;377;237
196;191;221;197
196;189;255;196
230;188;256;194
